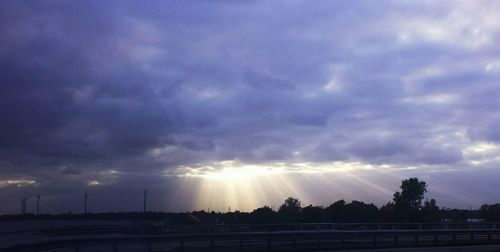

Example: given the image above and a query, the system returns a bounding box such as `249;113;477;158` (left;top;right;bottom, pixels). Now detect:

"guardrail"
14;222;500;237
5;229;500;252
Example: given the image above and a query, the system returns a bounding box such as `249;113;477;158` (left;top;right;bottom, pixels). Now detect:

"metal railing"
19;222;500;236
5;228;500;252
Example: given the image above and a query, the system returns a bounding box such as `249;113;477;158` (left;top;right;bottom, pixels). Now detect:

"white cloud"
0;179;36;188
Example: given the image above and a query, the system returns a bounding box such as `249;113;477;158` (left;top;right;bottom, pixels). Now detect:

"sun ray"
166;160;476;211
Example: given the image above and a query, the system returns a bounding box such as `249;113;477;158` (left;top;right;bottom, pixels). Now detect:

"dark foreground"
3;222;500;252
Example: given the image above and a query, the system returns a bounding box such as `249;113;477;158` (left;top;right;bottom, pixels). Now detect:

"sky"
1;0;500;214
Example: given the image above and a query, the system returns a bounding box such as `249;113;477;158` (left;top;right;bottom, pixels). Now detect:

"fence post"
147;242;152;252
414;236;419;246
267;238;271;251
373;236;377;248
239;239;244;251
112;243;118;252
394;235;399;246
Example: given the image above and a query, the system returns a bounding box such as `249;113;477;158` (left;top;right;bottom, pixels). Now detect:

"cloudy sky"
1;0;500;214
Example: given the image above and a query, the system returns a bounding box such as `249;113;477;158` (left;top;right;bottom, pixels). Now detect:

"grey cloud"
181;139;215;152
1;0;500;213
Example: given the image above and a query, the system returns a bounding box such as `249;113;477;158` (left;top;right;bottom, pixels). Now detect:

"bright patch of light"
0;179;36;188
464;142;498;154
323;79;341;92
204;167;279;180
395;7;495;49
485;60;500;73
175;160;386;180
167;160;403;212
470;160;485;166
182;161;286;181
322;64;347;93
88;180;101;186
196;88;220;99
402;93;458;105
148;145;177;158
100;169;119;175
463;142;500;166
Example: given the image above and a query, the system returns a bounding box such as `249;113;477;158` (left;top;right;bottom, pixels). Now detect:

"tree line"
2;177;500;223
248;177;439;223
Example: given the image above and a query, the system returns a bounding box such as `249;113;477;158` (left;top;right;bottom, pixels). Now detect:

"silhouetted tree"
326;200;346;222
280;197;301;211
343;201;379;222
249;206;275;224
393;177;427;221
325;200;379;222
480;204;500;221
278;197;301;222
480;204;489;218
421;199;440;222
380;201;397;222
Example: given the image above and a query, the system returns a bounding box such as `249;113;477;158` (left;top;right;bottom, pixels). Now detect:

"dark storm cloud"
1;0;500;213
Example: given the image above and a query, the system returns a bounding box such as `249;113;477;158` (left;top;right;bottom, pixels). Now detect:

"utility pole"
36;194;40;215
143;188;148;213
84;191;88;214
